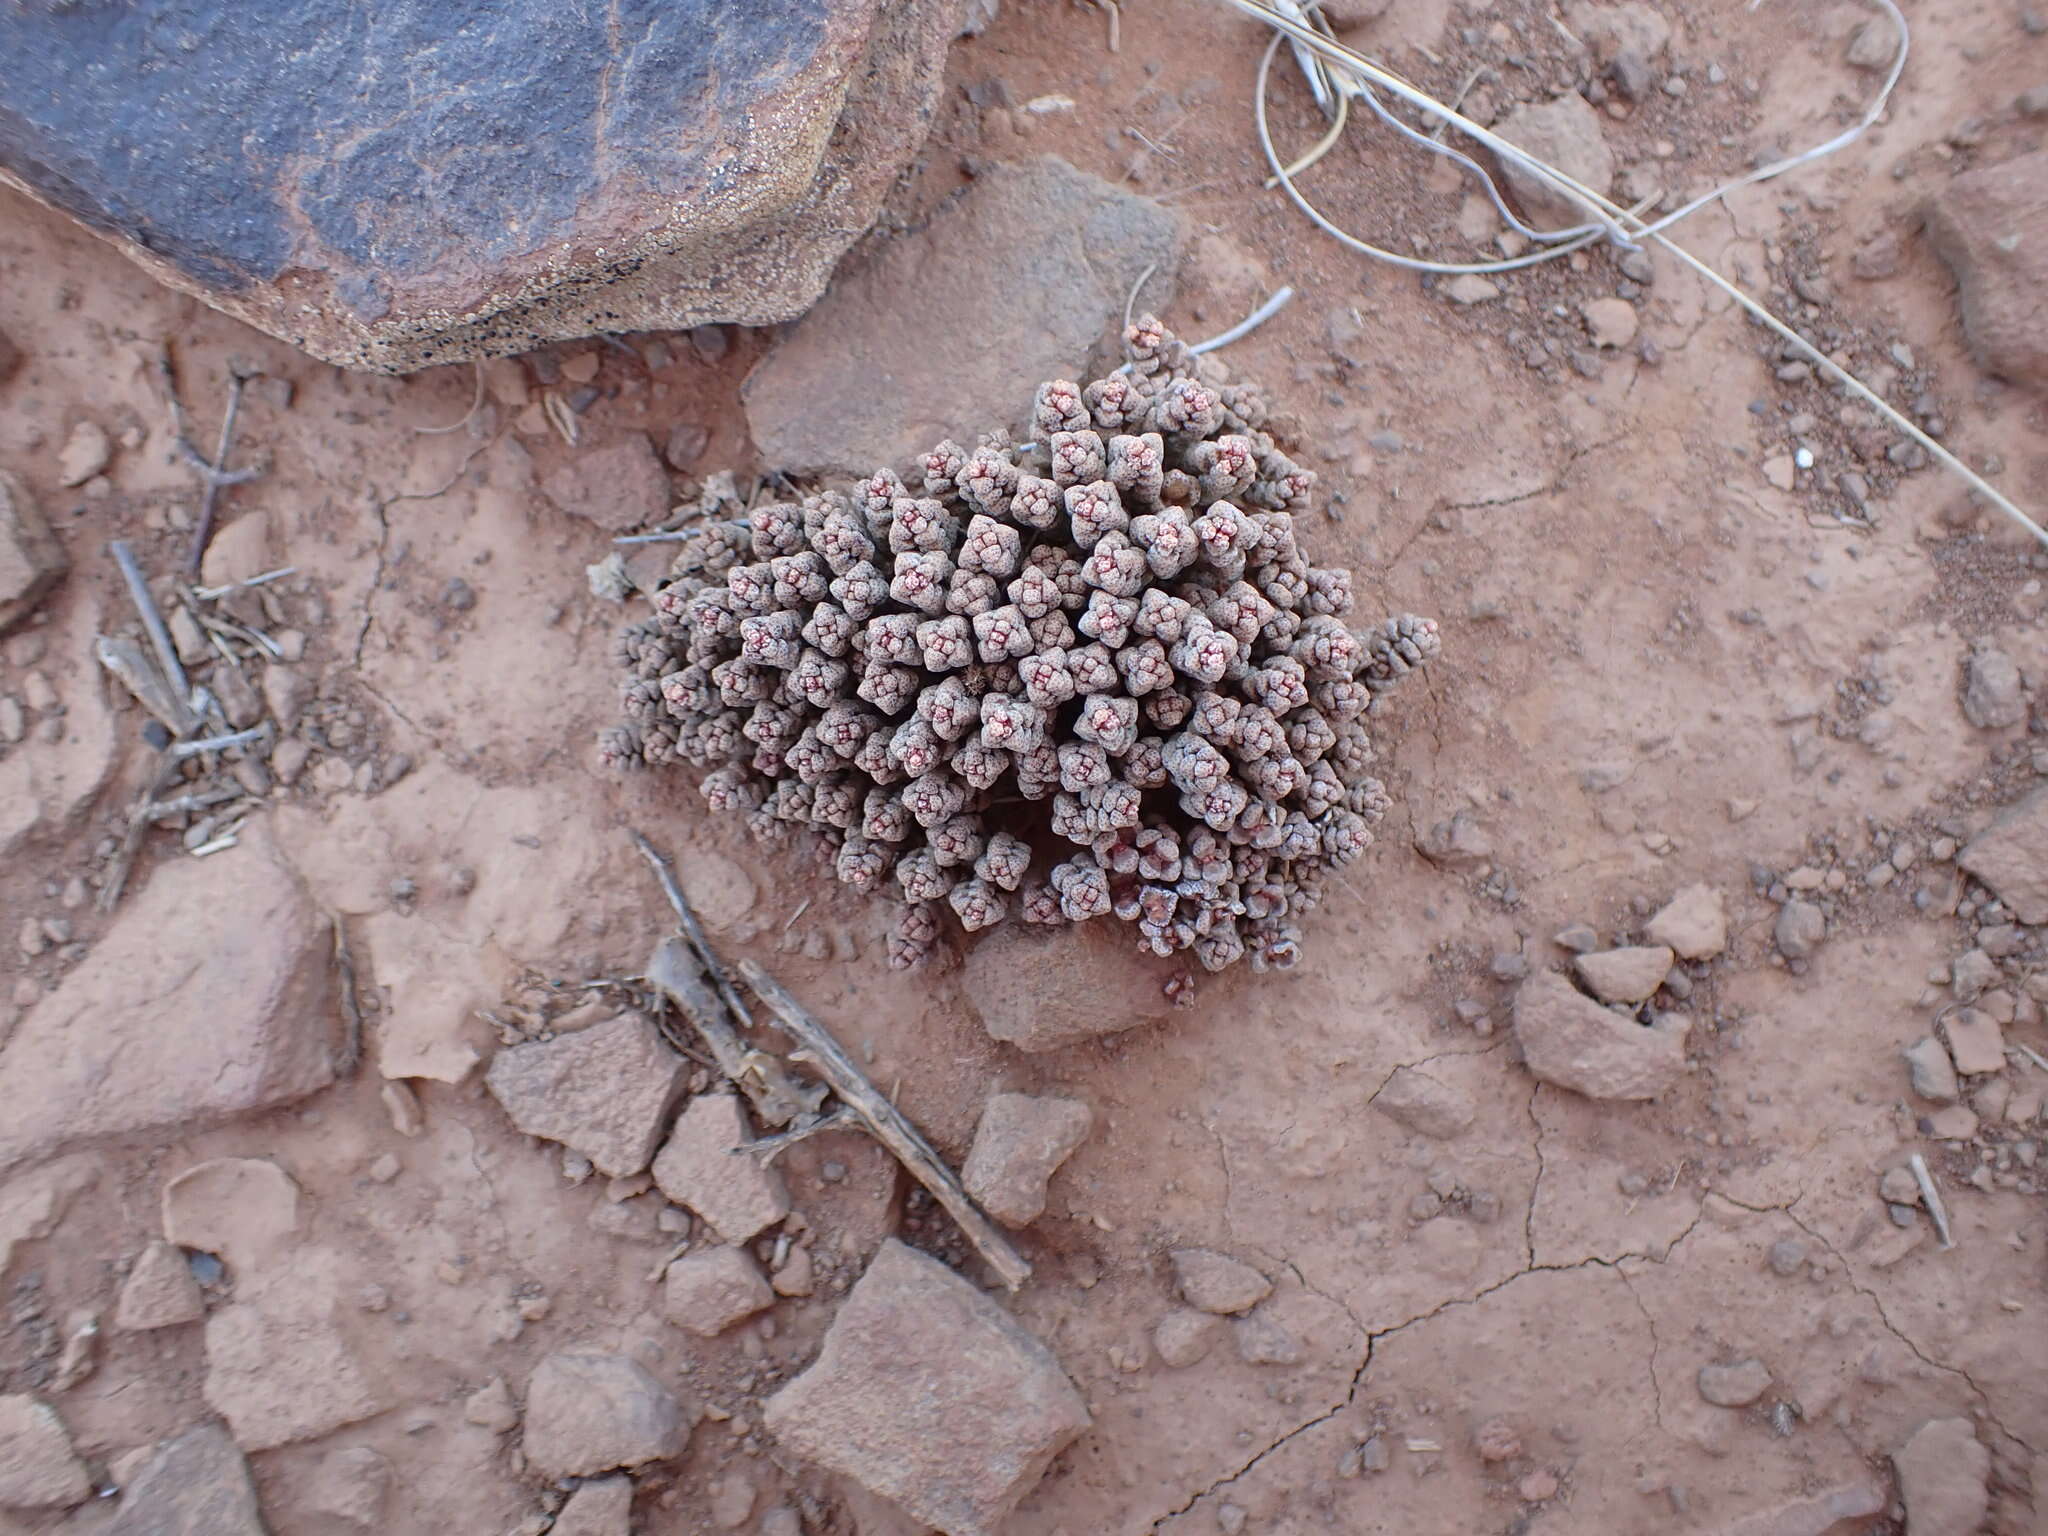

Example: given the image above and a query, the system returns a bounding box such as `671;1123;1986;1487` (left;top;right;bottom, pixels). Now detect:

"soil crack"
1778;1202;2037;1456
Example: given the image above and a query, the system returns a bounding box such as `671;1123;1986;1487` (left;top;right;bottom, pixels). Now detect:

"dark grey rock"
1773;899;1826;961
0;1;957;373
1962;644;2026;729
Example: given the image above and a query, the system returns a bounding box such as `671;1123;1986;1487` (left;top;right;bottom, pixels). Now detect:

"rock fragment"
1926;1105;1978;1140
0;1155;99;1280
1573;945;1673;1003
650;1093;789;1244
57;421;110;487
1903;1038;1960;1103
745;156;1182;478
114;1240;206;1331
961;1093;1093;1227
540;437;672;534
962;923;1175;1052
1442;274;1502;304
1922;152;2048;392
522;1352;690;1480
106;1424;264;1536
0;823;336;1174
1890;1417;1989;1536
1765;1239;1806;1277
381;1080;424;1137
463;1375;520;1433
161;1158;301;1274
299;1446;390;1531
765;1240;1089;1536
1961;643;2026;729
1473;1418;1521;1462
1773;900;1826;961
1696;1358;1771;1407
1416;809;1494;869
203;1289;387;1451
1372;1065;1476;1140
0;470;68;636
486;1013;686;1179
1232;1311;1303;1366
1957;787;2048;924
1943;1009;2006;1075
1949;948;1997;1000
1846;15;1898;67
552;1476;634;1536
1491;95;1616;231
1153;1309;1221;1368
1512;971;1688;1100
0;1394;89;1509
1853;231;1902;279
1713;1481;1884;1536
771;1246;815;1298
1581;297;1638;349
663;1246;775;1337
707;1474;755;1529
1643;884;1727;960
1170;1249;1273;1315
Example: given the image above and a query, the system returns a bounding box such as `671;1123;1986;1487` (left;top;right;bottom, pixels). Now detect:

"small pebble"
1765;1238;1805;1277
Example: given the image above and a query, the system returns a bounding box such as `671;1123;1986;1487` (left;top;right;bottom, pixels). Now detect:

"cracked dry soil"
3;0;2048;1532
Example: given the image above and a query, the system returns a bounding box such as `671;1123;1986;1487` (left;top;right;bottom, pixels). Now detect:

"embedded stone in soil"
484;1013;687;1179
765;1240;1090;1536
961;1092;1094;1227
1512;970;1688;1100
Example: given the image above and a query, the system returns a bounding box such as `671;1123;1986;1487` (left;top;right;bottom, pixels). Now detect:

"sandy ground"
1;0;2045;1532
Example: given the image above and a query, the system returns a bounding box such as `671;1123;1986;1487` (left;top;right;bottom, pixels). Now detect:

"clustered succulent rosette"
604;316;1438;975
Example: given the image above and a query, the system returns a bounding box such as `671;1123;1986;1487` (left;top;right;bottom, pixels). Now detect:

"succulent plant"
606;317;1438;975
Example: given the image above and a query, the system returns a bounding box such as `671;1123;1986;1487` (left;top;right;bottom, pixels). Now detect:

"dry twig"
154;349;266;573
645;937;816;1128
108;540;193;717
739;959;1033;1291
333;919;365;1077
1908;1152;1955;1251
630;831;1030;1287
631;831;758;1029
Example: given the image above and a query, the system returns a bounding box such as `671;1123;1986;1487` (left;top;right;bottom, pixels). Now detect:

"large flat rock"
961;922;1175;1053
766;1239;1089;1536
0;823;337;1174
486;1013;687;1179
203;1280;388;1452
0;1;956;373
744;155;1183;478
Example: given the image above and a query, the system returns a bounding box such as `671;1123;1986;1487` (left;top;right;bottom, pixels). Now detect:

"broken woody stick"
738;958;1033;1292
629;829;1031;1290
645;935;817;1130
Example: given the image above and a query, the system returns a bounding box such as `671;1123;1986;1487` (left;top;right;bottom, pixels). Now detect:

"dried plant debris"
603;317;1438;975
